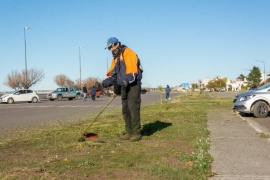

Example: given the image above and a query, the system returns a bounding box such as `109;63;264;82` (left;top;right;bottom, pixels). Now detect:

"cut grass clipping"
0;92;232;179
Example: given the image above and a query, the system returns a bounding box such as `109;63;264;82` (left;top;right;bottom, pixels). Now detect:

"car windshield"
257;83;270;90
55;88;63;92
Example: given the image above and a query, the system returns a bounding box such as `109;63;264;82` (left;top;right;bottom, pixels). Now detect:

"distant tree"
54;74;67;87
237;74;245;81
246;66;261;88
206;78;226;91
54;74;73;87
215;78;227;89
228;85;232;91
83;77;102;90
54;75;102;90
4;70;22;90
191;83;198;90
24;68;45;89
206;80;215;91
66;79;74;87
74;79;81;90
5;68;44;90
241;84;248;91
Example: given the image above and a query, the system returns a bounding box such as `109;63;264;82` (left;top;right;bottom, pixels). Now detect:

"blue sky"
1;0;270;91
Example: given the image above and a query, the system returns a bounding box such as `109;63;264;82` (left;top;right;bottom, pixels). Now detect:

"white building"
199;76;249;91
199;78;212;90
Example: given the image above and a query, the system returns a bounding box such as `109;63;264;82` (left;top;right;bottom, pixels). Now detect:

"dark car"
141;89;147;94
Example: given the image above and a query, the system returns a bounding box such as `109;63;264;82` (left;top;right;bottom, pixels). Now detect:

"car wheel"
32;97;38;103
57;95;63;101
253;101;269;118
75;94;81;100
7;98;14;104
49;99;54;101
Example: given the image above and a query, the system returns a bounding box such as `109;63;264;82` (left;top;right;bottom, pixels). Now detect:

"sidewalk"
208;109;270;180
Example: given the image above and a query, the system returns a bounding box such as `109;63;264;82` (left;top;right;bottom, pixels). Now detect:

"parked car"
0;89;40;104
219;87;226;92
47;87;81;101
141;89;147;94
233;83;270;118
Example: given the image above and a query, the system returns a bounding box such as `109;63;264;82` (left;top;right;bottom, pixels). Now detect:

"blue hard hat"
106;37;119;49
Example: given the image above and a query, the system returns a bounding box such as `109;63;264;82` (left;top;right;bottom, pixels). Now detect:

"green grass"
259;132;270;138
0;92;233;179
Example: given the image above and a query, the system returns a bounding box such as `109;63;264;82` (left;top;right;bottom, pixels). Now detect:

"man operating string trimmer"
102;37;143;142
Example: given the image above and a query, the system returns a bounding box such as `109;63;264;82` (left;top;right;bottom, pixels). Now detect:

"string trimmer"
78;95;116;142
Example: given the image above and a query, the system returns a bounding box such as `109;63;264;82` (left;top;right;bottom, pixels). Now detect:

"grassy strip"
0;92;232;179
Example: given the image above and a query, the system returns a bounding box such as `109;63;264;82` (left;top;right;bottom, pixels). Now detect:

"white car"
0;89;40;104
233;83;270;118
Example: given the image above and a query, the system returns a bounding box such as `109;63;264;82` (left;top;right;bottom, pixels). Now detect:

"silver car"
233;83;270;118
0;89;40;104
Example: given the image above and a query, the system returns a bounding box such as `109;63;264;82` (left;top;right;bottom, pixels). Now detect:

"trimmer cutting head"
77;95;116;142
78;133;99;142
84;132;98;138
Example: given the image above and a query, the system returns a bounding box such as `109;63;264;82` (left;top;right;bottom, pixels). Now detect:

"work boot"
130;133;142;142
119;133;132;140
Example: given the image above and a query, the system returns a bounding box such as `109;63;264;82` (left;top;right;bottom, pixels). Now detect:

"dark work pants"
91;95;95;101
166;93;170;99
122;83;141;134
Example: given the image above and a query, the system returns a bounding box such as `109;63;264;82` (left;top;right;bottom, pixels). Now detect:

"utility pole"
79;46;84;90
24;26;30;89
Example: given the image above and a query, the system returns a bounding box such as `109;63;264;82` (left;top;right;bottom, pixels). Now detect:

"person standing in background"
91;86;96;101
165;85;171;100
82;84;87;101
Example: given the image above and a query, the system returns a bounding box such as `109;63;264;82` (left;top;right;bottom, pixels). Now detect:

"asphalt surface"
207;92;270;179
0;92;180;132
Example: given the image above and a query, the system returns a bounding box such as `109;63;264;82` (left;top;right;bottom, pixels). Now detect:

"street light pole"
24;26;30;89
255;60;265;82
79;46;84;90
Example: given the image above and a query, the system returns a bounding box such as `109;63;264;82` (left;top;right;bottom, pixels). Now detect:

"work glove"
95;81;103;90
102;78;113;88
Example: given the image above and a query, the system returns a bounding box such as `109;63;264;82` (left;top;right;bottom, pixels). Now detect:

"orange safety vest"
107;47;139;77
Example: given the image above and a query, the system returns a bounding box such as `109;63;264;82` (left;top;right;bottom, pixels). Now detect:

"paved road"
0;92;180;132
